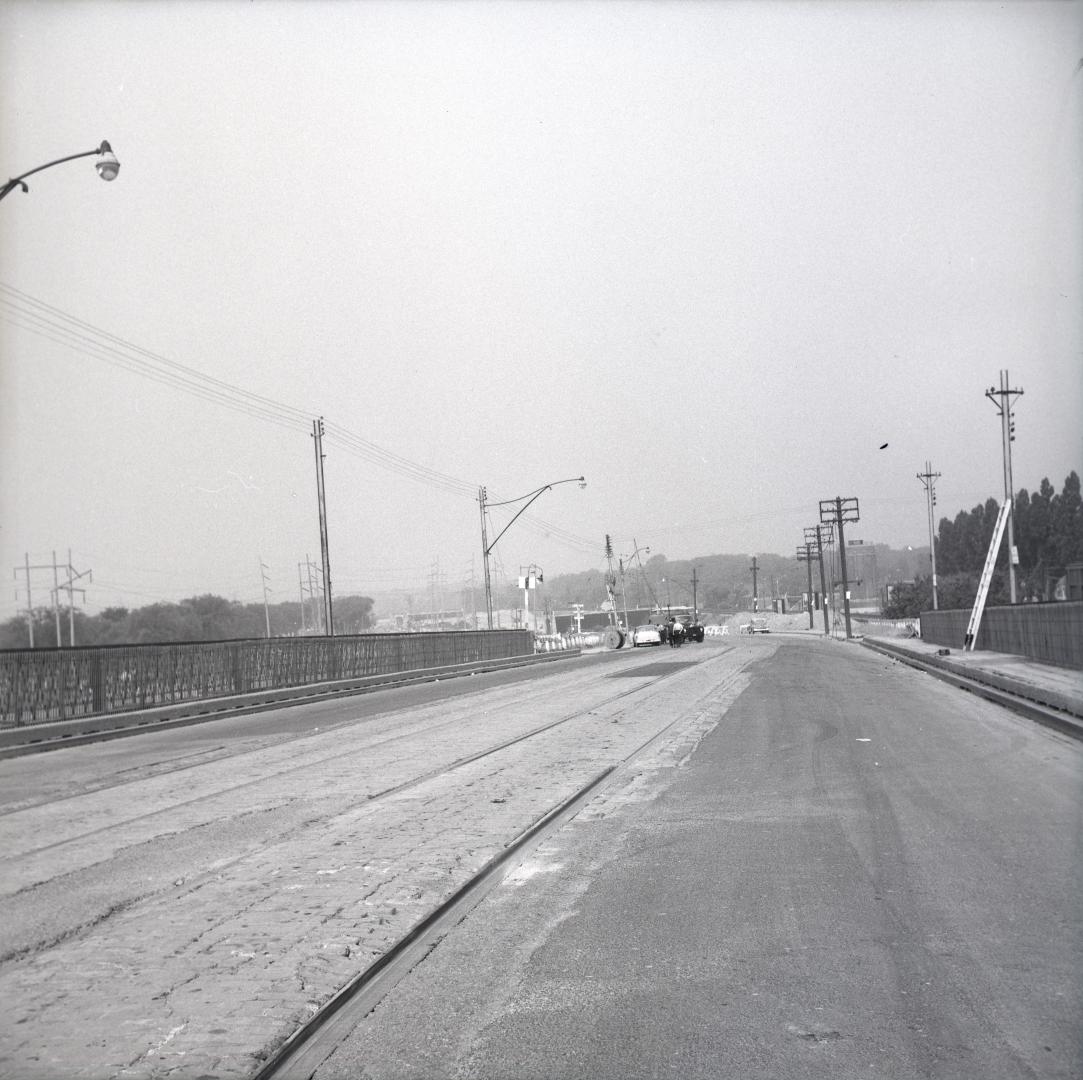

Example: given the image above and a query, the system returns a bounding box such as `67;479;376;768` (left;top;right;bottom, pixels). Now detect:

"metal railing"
0;631;532;729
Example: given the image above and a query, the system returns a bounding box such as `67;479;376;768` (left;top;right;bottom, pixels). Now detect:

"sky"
1;0;1080;620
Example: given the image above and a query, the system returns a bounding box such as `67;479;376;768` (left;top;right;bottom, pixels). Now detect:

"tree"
882;578;931;619
1051;471;1083;569
332;595;375;634
909;470;1081;611
125;603;202;644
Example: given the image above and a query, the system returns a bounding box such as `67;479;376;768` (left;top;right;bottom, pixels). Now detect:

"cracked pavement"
0;644;753;1079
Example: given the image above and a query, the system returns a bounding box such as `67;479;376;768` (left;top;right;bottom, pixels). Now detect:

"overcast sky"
1;0;1080;619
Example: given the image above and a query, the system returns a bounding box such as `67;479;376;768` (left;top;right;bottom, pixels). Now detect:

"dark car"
676;615;705;642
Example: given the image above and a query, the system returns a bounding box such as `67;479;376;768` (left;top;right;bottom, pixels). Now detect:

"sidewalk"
860;634;1083;723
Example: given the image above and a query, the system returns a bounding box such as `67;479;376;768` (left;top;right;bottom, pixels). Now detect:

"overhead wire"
1;282;604;562
1;286;312;435
321;420;477;499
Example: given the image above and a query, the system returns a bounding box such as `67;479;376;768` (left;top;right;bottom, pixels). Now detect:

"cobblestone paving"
0;644;760;1078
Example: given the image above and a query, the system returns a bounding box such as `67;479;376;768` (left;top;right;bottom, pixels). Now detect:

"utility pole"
917;461;942;609
52;552;62;646
299;554;322;633
16;551;91;647
604;535;618;627
691;566;698;621
796;543;815;629
478;486;493;629
749;556;759;612
297;562;307;634
312;418;334;635
632;539;649;611
619;557;629;631
14;553;35;647
59;550;91;645
985;371;1023;603
260;557;272;637
805;525;833;637
820;497;860;639
468;557;478;630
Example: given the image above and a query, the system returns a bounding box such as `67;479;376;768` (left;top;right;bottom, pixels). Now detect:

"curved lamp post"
1;141;120;202
478;476;586;629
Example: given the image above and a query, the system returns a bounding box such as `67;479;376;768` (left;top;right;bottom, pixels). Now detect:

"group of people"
661;615;686;647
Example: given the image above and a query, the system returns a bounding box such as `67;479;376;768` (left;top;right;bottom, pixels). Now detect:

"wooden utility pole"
985;371;1023;603
917;461;942;609
796;544;815;629
819;497;860;639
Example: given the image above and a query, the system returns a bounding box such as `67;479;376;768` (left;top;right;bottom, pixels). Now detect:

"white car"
630;624;663;647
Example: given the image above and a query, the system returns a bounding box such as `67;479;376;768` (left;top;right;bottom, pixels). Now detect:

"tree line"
883;471;1082;618
0;592;375;650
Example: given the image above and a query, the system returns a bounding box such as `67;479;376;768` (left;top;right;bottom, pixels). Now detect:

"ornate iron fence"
0;631;532;729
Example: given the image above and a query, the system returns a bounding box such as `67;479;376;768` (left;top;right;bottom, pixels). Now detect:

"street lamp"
478;476;586;629
1;141;120;202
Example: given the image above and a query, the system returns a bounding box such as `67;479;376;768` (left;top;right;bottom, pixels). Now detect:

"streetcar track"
251;666;742;1080
0;656;661;818
4;660;707;865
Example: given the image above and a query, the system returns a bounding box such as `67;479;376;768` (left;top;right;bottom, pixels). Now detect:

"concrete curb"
861;637;1083;734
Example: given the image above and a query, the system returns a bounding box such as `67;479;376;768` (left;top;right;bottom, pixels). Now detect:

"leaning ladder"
964;502;1010;651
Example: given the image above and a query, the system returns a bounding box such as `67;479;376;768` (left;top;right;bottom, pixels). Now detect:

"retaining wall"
920;602;1083;670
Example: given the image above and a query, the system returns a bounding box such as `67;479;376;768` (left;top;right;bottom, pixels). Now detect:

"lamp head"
95;141;119;181
577;476;587;489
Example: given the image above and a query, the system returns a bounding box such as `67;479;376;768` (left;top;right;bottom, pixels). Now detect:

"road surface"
0;636;1078;1079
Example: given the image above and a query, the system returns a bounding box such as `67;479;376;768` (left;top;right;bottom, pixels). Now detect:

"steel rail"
252;665;740;1080
2;661;685;834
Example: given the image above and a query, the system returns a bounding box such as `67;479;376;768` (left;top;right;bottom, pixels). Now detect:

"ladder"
964;502;1010;651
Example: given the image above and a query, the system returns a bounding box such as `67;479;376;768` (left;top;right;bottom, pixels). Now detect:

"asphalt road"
311;638;1083;1080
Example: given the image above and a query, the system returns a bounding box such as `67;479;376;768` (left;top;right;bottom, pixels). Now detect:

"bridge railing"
0;630;532;729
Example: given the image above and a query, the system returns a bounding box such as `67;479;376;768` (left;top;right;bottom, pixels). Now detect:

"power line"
2;285;606;562
1;283;482;495
1;284;312;433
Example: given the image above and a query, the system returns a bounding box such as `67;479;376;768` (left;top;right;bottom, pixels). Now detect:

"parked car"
743;618;770;634
630;624;663;647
